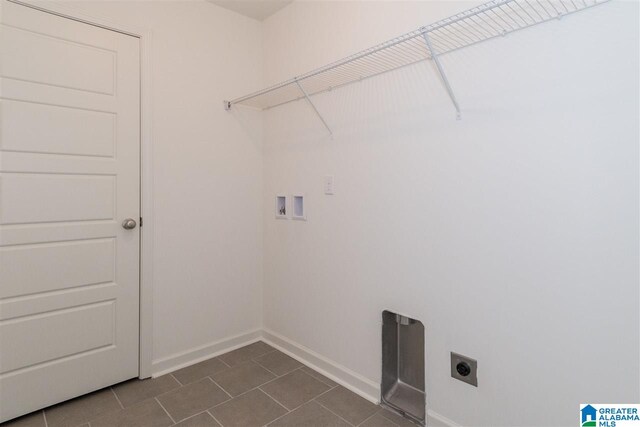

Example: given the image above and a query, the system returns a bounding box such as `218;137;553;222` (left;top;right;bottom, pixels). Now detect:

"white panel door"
0;1;140;422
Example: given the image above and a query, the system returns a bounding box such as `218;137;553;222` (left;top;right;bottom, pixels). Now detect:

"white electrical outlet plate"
324;176;334;195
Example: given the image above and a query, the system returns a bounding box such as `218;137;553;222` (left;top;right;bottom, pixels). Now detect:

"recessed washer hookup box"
381;310;425;426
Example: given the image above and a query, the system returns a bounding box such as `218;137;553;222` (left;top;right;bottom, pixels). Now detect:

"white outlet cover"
324;176;334;195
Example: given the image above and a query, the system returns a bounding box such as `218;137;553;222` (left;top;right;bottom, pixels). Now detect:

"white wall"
63;0;265;371
261;1;640;426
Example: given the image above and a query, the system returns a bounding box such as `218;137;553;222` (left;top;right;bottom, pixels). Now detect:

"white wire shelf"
224;0;609;129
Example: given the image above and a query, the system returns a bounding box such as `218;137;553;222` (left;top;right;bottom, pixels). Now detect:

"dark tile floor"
2;341;416;427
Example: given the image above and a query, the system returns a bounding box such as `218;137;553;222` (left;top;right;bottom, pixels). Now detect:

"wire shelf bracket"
422;29;461;120
224;0;610;130
295;79;333;135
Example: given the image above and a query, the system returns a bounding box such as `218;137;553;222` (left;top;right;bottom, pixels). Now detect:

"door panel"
0;1;141;421
1;300;116;373
0;173;116;224
1;19;116;94
1;99;116;157
0;238;115;298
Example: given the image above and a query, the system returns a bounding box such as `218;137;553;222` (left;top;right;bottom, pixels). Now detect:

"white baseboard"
261;328;459;427
427;410;461;427
151;328;262;377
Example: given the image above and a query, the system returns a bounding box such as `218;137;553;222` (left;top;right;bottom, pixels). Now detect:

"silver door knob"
122;218;137;230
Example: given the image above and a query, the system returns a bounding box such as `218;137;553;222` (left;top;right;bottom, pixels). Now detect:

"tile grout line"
264;383;339;427
155;397;177;425
356;409;387;427
165;345;289;400
106;380;183;412
311;385;339;402
164;364;321;407
110;387;125;410
294;366;340;390
285;367;340;397
263;408;292;427
258;369;343;422
314;398;357;427
217;357;232;369
258;346;279;357
213;370;284;402
253;345;338;387
248;348;272;360
151;374;212;403
256;384;292;413
380;408;414;427
207;376;234;400
254;388;290;416
37;349;340;427
248;349;278;363
199;345;407;427
252;360;281;377
146;384;184;402
218;341;276;368
13;345;283;427
253;352;306;378
296;367;331;383
170;373;183;386
203;376;232;406
117;347;352;427
251;347;281;361
15;346;348;427
378;410;409;427
300;367;340;389
169;409;209;426
206;410;224;427
205;364;334;415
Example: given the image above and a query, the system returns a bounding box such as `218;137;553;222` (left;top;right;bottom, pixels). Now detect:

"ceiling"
208;0;293;21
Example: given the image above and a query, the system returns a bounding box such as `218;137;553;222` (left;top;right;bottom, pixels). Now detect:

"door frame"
6;0;155;378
